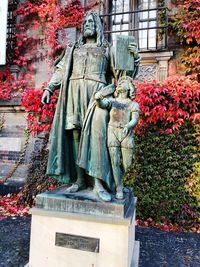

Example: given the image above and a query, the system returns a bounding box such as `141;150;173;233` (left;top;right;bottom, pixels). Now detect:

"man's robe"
46;44;76;183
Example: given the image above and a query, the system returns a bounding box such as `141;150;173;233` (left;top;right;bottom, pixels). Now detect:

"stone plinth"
28;187;139;267
35;186;134;218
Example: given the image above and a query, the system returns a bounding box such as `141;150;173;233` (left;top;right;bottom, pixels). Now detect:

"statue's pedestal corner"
131;241;140;267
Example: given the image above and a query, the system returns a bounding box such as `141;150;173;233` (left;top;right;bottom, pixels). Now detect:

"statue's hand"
128;42;138;57
41;90;51;105
95;92;104;100
122;126;129;138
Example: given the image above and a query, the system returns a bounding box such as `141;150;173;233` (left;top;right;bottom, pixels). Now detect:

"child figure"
95;76;140;200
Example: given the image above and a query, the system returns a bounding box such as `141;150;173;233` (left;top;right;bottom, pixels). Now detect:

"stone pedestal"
28;187;139;267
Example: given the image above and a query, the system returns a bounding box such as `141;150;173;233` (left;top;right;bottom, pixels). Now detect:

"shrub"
124;75;200;226
124;122;199;225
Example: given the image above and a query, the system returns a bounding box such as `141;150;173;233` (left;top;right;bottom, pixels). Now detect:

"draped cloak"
46;44;75;183
46;43;116;190
77;84;116;191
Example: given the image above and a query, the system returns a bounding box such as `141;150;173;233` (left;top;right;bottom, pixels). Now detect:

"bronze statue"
95;76;140;200
41;10;140;201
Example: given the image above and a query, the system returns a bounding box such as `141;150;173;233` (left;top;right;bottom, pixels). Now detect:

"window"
138;0;157;49
100;0;168;51
6;0;19;63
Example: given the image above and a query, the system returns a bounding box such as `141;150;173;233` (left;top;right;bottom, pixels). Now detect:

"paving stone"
0;216;31;267
136;227;200;267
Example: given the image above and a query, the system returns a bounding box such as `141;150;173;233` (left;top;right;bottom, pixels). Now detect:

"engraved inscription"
55;233;100;253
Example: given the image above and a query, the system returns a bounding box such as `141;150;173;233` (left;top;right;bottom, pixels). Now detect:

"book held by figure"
115;35;135;71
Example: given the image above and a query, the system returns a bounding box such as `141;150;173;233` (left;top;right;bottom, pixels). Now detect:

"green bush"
124;122;199;224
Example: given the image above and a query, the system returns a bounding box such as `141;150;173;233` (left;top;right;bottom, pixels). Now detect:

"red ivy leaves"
174;0;200;45
0;68;14;100
15;0;86;55
172;0;200;75
135;75;200;135
21;84;58;136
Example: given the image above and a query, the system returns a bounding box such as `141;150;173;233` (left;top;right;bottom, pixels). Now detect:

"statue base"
28;187;140;267
35;186;134;218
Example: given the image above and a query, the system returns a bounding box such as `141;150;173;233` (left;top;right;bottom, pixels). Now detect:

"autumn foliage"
21;85;58;136
172;0;200;45
172;0;200;75
0;68;14;100
0;194;29;218
135;75;200;135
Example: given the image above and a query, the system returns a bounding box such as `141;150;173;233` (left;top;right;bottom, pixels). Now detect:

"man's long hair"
76;10;108;48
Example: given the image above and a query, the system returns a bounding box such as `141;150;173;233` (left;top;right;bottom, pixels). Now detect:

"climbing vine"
21;85;58;136
0;68;14;100
172;0;200;75
135;74;200;135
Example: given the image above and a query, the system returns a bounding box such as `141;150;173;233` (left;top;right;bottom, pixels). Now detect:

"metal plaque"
55;233;100;253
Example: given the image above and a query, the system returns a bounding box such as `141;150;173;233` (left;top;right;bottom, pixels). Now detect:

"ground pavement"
0;216;199;267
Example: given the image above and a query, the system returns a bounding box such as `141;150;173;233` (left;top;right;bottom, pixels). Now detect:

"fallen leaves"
0;194;30;218
136;217;200;233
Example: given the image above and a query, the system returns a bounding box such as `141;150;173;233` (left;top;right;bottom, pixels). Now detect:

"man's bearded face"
83;14;96;37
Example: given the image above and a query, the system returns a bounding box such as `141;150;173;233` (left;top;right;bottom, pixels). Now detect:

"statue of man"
42;10;140;202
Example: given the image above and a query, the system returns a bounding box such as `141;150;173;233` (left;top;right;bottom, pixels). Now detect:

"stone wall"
0;102;35;185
